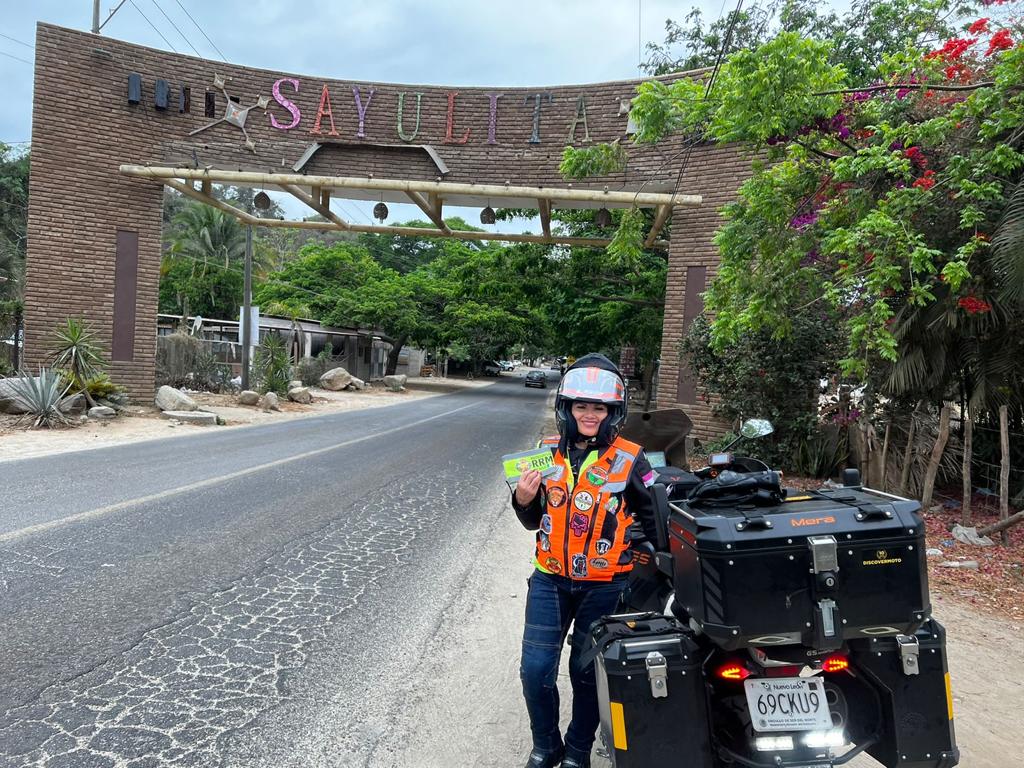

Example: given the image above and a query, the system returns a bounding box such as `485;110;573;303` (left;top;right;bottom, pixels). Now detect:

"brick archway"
25;23;749;438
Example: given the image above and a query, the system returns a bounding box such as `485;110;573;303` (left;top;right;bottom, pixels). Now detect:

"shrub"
49;318;106;405
156;332;233;392
682;311;846;473
253;333;291;395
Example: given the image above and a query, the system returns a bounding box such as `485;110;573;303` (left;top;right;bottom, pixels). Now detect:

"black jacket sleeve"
511;486;545;530
624;451;658;544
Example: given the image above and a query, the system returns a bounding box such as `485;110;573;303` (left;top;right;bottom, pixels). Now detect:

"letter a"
567;95;590;143
310;84;339;136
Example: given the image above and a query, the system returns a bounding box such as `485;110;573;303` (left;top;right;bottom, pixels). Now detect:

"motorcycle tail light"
764;665;802;678
823;654;849;673
716;661;751;681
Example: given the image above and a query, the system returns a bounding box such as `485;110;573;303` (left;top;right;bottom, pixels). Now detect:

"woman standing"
513;353;657;768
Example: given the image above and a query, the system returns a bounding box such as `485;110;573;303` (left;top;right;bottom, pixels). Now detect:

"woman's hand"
515;469;542;507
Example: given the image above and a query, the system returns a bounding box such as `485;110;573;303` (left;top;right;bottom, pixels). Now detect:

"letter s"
269;78;301;130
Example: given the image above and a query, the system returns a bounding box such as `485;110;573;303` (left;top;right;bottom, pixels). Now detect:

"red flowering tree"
569;5;1024;414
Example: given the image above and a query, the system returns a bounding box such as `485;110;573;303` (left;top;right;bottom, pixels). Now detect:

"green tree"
0;143;29;303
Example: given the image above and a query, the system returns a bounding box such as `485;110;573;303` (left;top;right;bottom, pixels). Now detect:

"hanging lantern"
595;207;612;228
373;202;389;222
479;206;496;225
253;191;272;211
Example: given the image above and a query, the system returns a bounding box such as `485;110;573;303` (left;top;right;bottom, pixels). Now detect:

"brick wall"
25;23;752;434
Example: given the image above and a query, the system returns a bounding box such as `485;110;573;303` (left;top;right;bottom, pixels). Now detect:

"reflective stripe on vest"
534;435;641;581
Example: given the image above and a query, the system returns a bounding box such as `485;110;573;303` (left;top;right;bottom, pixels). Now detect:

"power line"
0;32;32;49
0;50;32;66
129;0;179;53
149;0;203;58
173;0;228;62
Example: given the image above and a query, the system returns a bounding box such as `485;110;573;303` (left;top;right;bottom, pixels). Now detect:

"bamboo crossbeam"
644;204;672;248
279;183;351;230
163;179;260;225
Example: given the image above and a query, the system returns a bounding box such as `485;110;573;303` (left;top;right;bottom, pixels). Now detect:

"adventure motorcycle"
592;419;959;768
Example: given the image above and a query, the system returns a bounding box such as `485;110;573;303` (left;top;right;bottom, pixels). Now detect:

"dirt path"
370;484;1022;767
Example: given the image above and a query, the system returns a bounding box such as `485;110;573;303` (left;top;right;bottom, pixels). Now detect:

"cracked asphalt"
0;375;551;767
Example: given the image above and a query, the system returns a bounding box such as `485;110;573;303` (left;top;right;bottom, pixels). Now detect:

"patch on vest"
573;490;595;511
547;487;566;508
589;557;609;569
604;496;620;515
545;556;562;574
595;538;613;556
570;512;589;537
571;553;588;578
539;532;551;552
540;514;552;534
586;466;608;486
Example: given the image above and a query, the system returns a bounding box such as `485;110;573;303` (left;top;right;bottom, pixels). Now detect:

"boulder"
259;392;281;412
88;406;116;419
345;376;367;391
383;374;407;392
155;385;197;412
319;367;353;391
287;386;312;404
238;390;260;406
289;380;303;390
159;410;217;426
59;392;86;414
0;376;34;414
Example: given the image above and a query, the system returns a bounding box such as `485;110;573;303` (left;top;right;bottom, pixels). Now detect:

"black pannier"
591;613;714;768
667;487;930;651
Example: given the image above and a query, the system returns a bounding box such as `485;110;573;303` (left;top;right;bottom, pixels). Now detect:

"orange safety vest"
534;434;642;582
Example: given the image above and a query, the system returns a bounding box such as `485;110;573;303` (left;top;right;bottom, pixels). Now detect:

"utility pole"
241;224;253;391
92;0;100;33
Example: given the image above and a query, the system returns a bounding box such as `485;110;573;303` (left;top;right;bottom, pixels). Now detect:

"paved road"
0;372;555;767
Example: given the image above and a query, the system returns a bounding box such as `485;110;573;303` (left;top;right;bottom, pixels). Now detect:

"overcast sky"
1;0;723;228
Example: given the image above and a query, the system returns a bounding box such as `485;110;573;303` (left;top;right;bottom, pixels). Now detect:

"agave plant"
7;368;71;428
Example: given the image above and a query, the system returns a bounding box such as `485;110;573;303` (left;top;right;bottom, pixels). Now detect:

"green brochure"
502;448;558;482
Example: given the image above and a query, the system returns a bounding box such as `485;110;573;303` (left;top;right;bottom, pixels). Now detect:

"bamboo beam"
644;204;672;248
407;191;450;233
164;178;260;225
538;199;551;237
278;183;351;230
119;165;703;208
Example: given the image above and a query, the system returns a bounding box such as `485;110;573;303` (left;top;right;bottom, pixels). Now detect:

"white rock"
345;376;367;391
288;386;312;404
289;380;303;390
260;392;281;412
938;560;979;570
319;367;353;391
59;392;86;414
88;406;116;419
155;385;197;412
0;376;37;414
383;374;407;392
238;390;260;406
160;410;217;425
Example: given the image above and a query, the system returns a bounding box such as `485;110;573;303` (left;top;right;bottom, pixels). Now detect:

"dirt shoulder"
0;376;492;464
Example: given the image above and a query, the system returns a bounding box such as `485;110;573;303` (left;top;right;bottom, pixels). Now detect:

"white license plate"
744;677;833;732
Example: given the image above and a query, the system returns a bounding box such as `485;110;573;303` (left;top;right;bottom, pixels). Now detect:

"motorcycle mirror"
740;418;774;439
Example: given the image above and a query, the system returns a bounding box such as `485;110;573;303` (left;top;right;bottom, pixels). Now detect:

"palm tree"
168;203;246;274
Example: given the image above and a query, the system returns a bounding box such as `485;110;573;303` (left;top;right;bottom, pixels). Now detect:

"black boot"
561;754;590;768
524;745;564;768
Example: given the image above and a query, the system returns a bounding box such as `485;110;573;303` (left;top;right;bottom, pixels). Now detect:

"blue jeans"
520;570;626;760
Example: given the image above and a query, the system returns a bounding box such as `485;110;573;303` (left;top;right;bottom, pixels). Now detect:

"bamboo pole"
999;404;1010;546
920;405;951;510
962;410;973;526
119;165;703;208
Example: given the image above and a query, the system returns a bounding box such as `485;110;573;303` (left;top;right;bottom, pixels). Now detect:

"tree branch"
580;293;665;308
813;81;995;96
792;139;841;161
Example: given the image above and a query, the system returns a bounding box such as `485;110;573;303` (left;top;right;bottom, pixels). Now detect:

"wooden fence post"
920;405;951;510
961;410;972;526
880;422;891;492
1000;404;1010;546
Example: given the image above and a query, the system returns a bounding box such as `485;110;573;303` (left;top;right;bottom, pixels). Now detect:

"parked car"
499;360;516;371
482;361;502;375
525;370;547;388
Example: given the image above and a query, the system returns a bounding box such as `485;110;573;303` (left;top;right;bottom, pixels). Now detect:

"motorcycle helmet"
555;353;628;449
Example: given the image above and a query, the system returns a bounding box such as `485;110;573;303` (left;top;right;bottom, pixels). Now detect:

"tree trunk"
641;358;656;412
920;405;951;510
999;404;1010;546
979;509;1024;538
961;412;973;526
898;405;920;496
879;422;891;492
385;334;408;376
